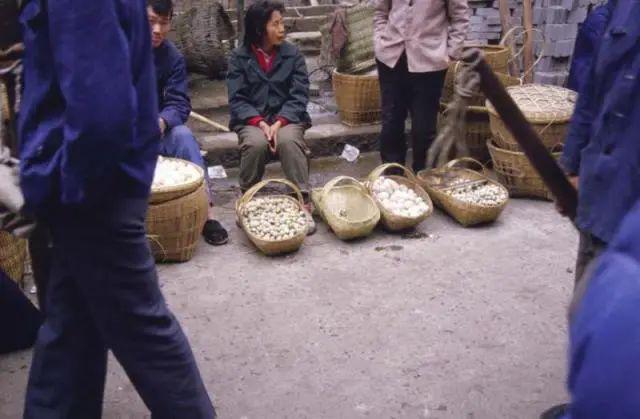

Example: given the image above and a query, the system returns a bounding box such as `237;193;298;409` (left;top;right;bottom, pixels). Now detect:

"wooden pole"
498;0;518;76
189;111;230;133
522;0;534;83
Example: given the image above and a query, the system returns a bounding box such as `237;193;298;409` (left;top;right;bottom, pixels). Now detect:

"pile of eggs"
152;157;202;190
241;197;308;241
444;182;508;206
371;177;430;218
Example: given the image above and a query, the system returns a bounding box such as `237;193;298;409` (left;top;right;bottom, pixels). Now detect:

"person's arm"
227;52;261;124
47;1;138;202
159;53;191;131
370;0;391;42
446;0;470;60
561;61;596;175
276;51;309;124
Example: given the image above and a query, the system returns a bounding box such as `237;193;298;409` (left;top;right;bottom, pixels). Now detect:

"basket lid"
485;84;577;123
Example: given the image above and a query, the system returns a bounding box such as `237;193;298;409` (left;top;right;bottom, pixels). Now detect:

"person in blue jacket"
148;0;228;246
557;199;640;419
566;1;613;93
18;0;216;417
560;0;638;288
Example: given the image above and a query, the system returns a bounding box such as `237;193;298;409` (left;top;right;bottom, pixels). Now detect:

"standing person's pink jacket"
370;0;469;72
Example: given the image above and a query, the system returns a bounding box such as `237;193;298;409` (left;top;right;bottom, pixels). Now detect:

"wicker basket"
486;84;576;151
366;163;434;232
236;179;307;256
0;231;26;285
333;69;381;126
146;182;208;262
488;139;563;200
417;158;509;226
437;105;494;163
442;44;515;105
173;2;234;78
149;158;205;204
311;176;380;240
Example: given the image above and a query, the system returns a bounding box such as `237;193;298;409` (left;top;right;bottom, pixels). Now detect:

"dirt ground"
0;154;576;419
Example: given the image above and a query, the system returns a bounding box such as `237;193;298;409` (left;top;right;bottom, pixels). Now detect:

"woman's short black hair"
147;0;173;19
243;0;285;47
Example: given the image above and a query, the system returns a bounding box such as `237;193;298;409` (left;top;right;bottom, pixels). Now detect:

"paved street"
0;154;576;418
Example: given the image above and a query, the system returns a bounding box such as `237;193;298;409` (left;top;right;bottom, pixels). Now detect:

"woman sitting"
227;0;314;233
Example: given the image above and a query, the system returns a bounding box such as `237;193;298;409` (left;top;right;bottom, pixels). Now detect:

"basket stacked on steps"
323;3;381;127
146;158;208;262
486;84;576;200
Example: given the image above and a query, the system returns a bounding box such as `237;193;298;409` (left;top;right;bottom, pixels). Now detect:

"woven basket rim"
485;84;576;123
150;158;205;202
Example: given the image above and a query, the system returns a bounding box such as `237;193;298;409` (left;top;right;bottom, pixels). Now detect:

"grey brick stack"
464;0;604;86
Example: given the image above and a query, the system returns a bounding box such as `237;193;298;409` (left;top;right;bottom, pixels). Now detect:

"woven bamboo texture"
488;139;563;200
146;182;208;262
442;45;514;106
417;158;509;226
149;158;205;204
236;179;307;256
311;176;380;240
0;231;26;285
486;84;576;151
320;3;376;74
333;70;381;126
174;2;234;78
366;163;433;231
437;105;493;163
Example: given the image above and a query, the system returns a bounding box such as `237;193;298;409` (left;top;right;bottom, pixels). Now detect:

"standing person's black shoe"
202;220;229;245
540;403;569;419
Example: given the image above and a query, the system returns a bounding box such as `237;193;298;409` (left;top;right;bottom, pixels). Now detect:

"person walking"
18;0;216;417
370;0;469;172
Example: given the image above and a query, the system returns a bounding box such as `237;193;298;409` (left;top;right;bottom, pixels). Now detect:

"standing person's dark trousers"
24;197;215;419
376;54;447;173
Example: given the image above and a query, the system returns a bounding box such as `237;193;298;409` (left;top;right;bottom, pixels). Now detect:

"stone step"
226;4;337;17
286;31;322;54
199;122;389;168
231;15;329;33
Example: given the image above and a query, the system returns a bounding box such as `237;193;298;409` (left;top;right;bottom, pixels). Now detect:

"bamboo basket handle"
367;163;417;185
321;176;368;200
499;25;525;46
443;157;487;174
239;178;304;210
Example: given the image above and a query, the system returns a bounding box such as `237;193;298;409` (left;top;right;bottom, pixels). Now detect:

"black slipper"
540;403;569;419
202;220;229;246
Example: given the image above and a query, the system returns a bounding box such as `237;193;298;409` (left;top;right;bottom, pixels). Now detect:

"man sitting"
148;0;228;245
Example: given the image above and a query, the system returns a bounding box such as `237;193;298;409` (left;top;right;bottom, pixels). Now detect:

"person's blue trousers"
159;125;213;205
23;197;215;419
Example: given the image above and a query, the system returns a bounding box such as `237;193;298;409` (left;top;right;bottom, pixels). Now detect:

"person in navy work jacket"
148;0;228;246
559;199;640;419
559;0;638;289
566;1;613;93
18;0;216;417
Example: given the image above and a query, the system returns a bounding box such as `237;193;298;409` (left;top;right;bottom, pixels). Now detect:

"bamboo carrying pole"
189;111;230;132
462;49;578;219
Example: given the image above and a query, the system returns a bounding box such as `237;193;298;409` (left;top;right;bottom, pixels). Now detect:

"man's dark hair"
243;0;285;47
147;0;173;19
